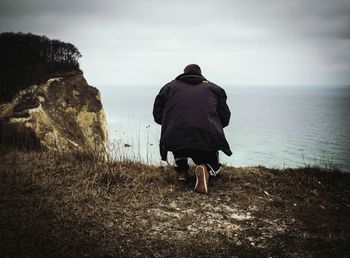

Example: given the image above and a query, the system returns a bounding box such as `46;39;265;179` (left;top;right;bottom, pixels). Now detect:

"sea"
99;85;350;172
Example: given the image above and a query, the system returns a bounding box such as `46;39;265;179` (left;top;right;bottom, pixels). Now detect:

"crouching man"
153;64;232;194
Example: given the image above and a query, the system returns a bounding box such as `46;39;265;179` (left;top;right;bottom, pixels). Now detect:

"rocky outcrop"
0;71;108;155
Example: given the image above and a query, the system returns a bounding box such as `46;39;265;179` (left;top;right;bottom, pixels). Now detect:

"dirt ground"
1;151;349;257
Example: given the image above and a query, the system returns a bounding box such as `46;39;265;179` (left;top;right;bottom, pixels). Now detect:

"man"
153;64;232;194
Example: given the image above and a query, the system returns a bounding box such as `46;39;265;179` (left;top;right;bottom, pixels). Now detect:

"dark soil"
1;151;349;257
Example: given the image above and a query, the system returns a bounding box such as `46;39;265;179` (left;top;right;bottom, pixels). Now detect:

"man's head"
184;64;201;75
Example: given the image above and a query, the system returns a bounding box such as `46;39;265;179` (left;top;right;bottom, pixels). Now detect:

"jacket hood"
175;72;207;85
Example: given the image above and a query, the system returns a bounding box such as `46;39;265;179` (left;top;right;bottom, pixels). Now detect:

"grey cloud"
0;0;109;17
2;0;350;40
0;0;349;86
211;0;350;40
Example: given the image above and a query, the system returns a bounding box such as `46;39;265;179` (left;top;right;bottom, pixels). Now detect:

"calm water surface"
100;85;350;172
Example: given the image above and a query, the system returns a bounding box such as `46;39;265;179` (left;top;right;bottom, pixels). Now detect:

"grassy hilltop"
1;150;349;257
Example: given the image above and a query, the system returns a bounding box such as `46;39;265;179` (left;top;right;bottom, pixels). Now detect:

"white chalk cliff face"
0;71;108;154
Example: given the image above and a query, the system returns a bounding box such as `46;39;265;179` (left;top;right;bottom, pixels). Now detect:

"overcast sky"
1;0;350;87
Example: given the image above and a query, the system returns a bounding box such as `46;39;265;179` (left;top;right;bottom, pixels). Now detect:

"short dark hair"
184;64;201;75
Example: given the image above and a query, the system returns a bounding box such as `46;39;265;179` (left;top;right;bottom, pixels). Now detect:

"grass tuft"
1;150;349;257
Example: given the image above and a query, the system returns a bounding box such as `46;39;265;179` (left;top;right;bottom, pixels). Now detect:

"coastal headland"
1;32;349;257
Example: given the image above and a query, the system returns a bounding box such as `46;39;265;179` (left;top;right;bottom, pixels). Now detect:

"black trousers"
172;149;222;176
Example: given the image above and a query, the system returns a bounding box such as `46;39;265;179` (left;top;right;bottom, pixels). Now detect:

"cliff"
0;71;108;155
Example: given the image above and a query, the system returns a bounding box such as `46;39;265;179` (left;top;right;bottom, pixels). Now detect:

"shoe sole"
194;165;208;194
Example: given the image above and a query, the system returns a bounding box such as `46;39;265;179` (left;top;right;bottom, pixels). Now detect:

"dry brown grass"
1;150;349;257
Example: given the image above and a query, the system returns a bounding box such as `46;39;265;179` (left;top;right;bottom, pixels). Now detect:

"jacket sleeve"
217;89;231;128
153;86;167;125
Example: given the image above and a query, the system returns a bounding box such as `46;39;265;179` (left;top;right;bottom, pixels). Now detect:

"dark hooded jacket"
153;72;232;161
